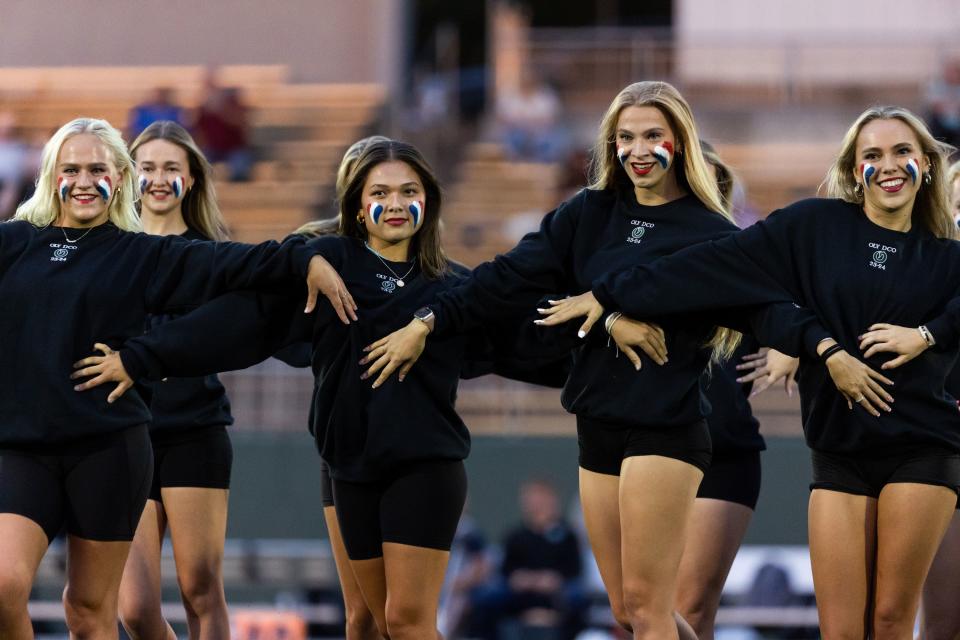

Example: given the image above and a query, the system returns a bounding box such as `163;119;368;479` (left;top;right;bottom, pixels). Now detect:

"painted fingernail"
537;308;547;313
577;330;586;338
534;320;545;325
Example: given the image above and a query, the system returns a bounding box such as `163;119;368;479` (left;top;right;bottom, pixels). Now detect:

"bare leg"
118;500;176;640
63;536;133;640
675;498;753;639
808;489;876;639
382;542;449;640
0;514;49;640
324;506;379;640
872;483;955;640
920;509;960;640
162;487;231;640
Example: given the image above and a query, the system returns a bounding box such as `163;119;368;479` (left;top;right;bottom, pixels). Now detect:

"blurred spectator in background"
438;508;493;638
193;77;253;182
127;87;184;140
0;111;31;219
469;478;586;640
496;73;568;163
925;59;960;152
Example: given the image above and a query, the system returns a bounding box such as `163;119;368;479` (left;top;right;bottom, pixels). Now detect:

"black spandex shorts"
320;461;334;508
577;416;712;475
331;460;468;560
697;449;762;509
148;425;232;502
0;425;153;542
811;447;960;498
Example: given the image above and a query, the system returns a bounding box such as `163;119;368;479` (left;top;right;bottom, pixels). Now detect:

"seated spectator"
469;478;587;640
496;73;568;163
127;87;184;140
926;59;960;152
0;111;31;220
193;82;253;182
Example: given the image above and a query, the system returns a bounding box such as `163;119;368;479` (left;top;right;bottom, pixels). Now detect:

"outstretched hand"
305;255;358;323
535;292;604;338
71;343;133;403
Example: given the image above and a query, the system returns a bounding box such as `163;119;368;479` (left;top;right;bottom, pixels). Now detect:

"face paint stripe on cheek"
138;174;149;195
616;145;629;167
58;177;71;202
367;202;384;225
861;163;876;187
906;158;919;184
653;141;673;170
95;176;112;203
409;200;423;226
171;176;184;198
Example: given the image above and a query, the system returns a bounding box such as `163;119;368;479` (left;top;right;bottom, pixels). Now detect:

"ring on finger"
854;395;865;403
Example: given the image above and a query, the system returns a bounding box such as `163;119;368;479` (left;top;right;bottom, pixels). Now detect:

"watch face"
415;307;433;321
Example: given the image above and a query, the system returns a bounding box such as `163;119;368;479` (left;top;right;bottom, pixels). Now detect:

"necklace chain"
364;242;415;286
61;226;95;244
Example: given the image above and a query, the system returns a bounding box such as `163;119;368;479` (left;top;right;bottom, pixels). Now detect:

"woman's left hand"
361;320;430;388
858;323;929;369
535;292;604;337
71;343;133;403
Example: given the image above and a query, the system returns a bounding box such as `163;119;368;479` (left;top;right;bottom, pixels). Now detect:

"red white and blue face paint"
616;144;630;168
860;163;876;188
95;176;112;203
652;141;674;170
408;200;423;227
138;174;150;196
58;177;72;202
367;202;384;225
170;175;184;199
905;158;920;184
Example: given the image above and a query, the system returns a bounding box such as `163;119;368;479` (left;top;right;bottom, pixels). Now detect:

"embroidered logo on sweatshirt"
376;273;398;293
868;242;896;271
49;243;76;262
627;219;655;244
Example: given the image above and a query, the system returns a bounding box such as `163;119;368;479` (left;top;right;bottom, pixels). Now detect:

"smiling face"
55;133;123;227
360;160;426;252
853;118;928;219
614;105;681;196
135;138;194;216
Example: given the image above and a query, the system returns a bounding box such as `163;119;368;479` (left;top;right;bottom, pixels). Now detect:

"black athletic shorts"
320;461;334;508
577;416;712;475
697;449;762;509
0;425;153;542
148;425;232;502
332;459;468;560
811;447;960;498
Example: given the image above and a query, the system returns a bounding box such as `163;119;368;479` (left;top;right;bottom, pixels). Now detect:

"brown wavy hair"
337;139;448;279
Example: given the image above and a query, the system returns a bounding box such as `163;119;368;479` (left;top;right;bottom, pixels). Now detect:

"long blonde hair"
130;120;228;240
588;82;738;361
15;118;140;231
821;105;958;240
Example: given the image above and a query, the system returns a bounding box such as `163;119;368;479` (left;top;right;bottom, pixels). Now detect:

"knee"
621;581;670;634
177;564;225;615
385;602;433;639
607;598;632;633
872;601;916;639
118;593;161;635
344;605;378;638
675;585;714;635
63;585;114;637
0;569;32;616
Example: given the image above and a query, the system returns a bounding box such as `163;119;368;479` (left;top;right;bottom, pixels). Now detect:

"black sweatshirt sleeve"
144;234;316;312
925;297;960;349
429;193;584;336
593;205;832;356
121;289;312;381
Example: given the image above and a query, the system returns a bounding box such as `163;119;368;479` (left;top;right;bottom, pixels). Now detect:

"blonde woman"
357;82;812;640
117;120;232;640
542;106;960;639
0;117;345;639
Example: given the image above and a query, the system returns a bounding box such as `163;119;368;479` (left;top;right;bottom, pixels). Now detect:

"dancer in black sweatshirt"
353;82;820;640
920;159;960;640
540;106;960;639
0;117;345;640
118;120;237;640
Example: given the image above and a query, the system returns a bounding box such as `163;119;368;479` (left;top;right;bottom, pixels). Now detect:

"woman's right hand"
360;320;430;388
608;316;668;370
819;341;894;416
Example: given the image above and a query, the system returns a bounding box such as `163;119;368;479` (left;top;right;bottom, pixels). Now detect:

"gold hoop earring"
356;212;365;225
924;171;932;185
